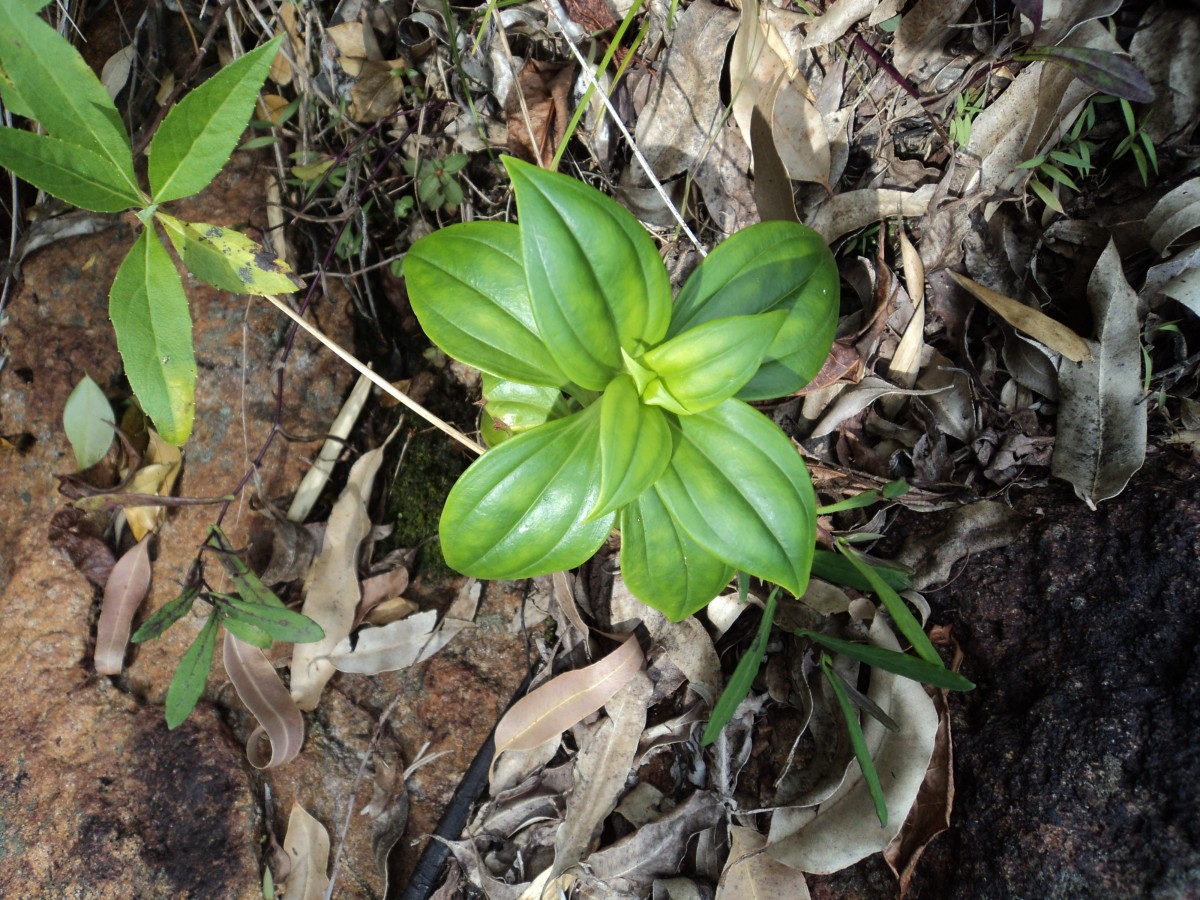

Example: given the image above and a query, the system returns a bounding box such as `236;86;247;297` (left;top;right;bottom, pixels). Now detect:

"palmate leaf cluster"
0;0;299;445
405;158;839;620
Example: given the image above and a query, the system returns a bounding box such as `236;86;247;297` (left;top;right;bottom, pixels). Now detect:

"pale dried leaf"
766;618;938;873
123;432;182;540
771;79;831;188
1142;242;1200;318
915;350;979;443
492;634;645;781
718;825;812;899
1051;240;1147;507
288;372;372;523
796;0;879;49
886;228;926;391
1130;4;1200;143
896;501;1028;590
1146;177;1200;256
291;442;390;710
809;186;936;244
949;271;1092;363
358;566;411;618
446;578;482;623
893;0;973;75
100;45;136;101
281;804;330;900
489;735;562;795
810;376;949;439
552;570;590;638
223;631;305;768
586;791;723;884
94;535;152;675
329;609;465;674
706;593;756;640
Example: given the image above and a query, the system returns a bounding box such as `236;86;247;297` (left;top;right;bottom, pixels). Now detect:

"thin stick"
261;294;486;456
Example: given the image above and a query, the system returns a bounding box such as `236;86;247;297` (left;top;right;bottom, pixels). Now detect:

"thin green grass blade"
821;653;888;827
702;589;778;745
837;541;941;666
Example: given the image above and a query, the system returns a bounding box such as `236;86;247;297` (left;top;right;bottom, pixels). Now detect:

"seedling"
405;157;840;620
404;153;468;212
0;1;300;445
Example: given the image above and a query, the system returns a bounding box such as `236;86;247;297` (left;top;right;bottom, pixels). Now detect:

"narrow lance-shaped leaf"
798;630;975;691
0;0;139;196
149;36;283;203
132;581;201;643
157;214;302;296
620;487;734;621
810;549;910;592
165;611;220;729
212;593;325;644
207;525;285;608
0;129;142;212
63;374;116;470
94;535;153;675
702;589;778;745
404;222;569;387
837;541;941;666
109;228;197;445
593;374;672;518
1019;45;1154;104
821;653;888;827
504;156;671;389
440;402;615;580
656;399;816;596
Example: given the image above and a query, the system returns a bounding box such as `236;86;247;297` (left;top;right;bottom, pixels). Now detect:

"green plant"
404;157;839;620
404;153;468;212
948;86;986;147
0;0;299;445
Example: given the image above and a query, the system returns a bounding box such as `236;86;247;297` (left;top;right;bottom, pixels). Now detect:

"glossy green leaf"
157;214;302;296
440;403;614;579
701;589;778;745
656;400;815;596
132;583;201;643
594;374;673;518
799;630;974;691
220;614;273;649
165;611;219;729
63;374;116;470
668;221;839;400
810;549;910;592
148;36;283;203
641;312;786;414
405;222;568;387
481;374;574;443
207;525;285;608
620;486;734;620
211;593;325;644
504;157;671;389
837;542;941;666
821;653;888;826
0;0;139;198
109;228;197;445
0;129;142;212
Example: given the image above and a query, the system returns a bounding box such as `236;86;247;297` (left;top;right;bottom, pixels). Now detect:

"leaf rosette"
405;157;838;620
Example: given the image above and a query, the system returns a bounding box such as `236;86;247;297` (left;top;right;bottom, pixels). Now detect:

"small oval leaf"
594;374;673;518
63;374;116;470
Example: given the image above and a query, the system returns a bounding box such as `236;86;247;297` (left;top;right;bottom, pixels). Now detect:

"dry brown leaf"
718;825;812;899
887;227;927;391
506;59;574;168
123;431;181;540
280;804;330;900
100;45;135;101
892;0;973;76
491;634;645;782
357;565;410;620
1146;177;1200;256
290;439;391;711
948;271;1092;363
48;507;116;588
585;790;723;885
809;185;935;244
94;535;152;675
810;376;948;439
1130;4;1200;143
223;631;305;768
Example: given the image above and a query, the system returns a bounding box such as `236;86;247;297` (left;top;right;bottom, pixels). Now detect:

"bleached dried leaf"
446;578;482;623
552;570;590;638
1142;241;1200;318
949;271;1091;363
290;441;390;711
796;0;880;49
706;593;756;640
586;791;723;884
893;0;973;75
915;350;979;443
492;634;644;781
1051;240;1147;507
551;670;653;878
718;825;812;899
810;376;948;439
1146;177;1200;256
1130;5;1200;143
328;609;465;674
656;615;723;697
288;371;372;523
222;631;305;768
489;734;562;796
886;229;926;391
771;79;831;188
100;44;136;101
94;535;152;675
809;185;935;244
766;618;938;873
280;804;330;900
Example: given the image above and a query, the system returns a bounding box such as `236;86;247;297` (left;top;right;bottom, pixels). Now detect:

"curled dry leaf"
809;376;949;439
94;535;153;675
718;825;812;899
948;271;1091;363
328;609;466;674
491;633;644;782
123;431;182;540
809;185;936;244
1145;177;1200;257
287;371;373;524
585;790;724;885
49;506;116;588
280;803;330;900
222;630;305;768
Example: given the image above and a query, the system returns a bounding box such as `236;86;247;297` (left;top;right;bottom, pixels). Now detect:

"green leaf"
480;375;574;446
148;36;283;203
206;525;285;608
440;403;614;579
405;222;569;387
821;653;888;826
0;129;142;212
504;156;671;389
63;374;115;470
667;221;839;400
798;630;974;691
211;593;325;644
1038;163;1079;191
165;612;220;729
1020;46;1154;104
157;214;302;296
593;374;673;518
620;486;734;620
655;399;815;595
131;583;201;643
0;0;139;197
810;549;910;592
641;312;786;414
109;228;197;445
837;542;941;666
702;589;778;745
1029;179;1063;214
217;613;273;648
